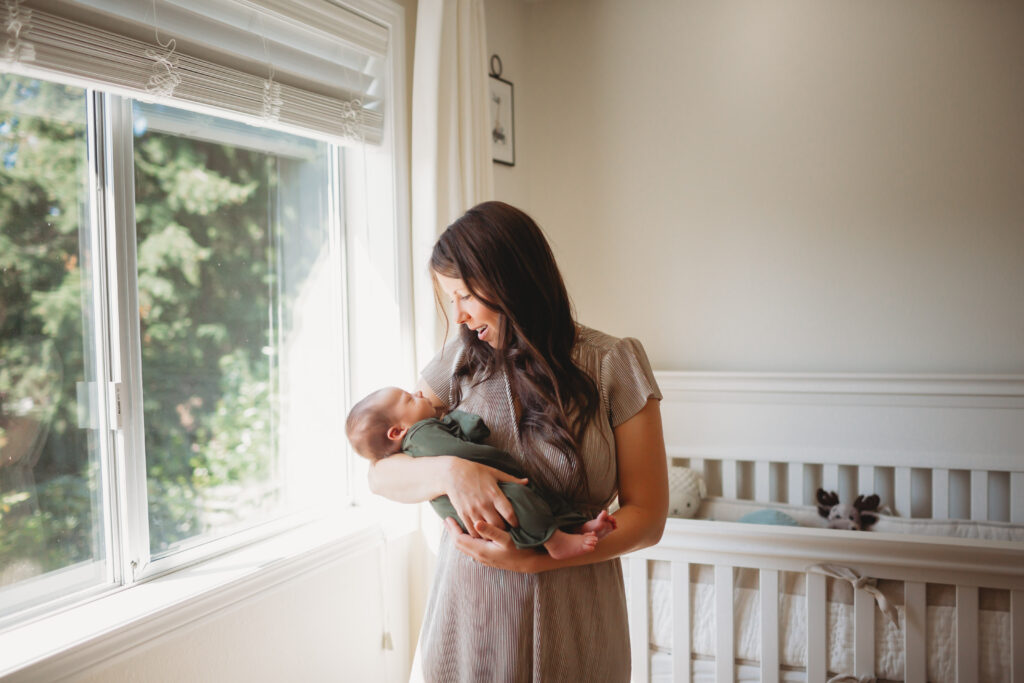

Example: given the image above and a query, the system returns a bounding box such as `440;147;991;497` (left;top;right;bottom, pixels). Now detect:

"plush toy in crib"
816;488;881;531
668;467;706;518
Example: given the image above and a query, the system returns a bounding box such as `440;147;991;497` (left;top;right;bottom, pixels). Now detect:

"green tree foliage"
134;117;280;551
0;76;91;578
1;75;281;579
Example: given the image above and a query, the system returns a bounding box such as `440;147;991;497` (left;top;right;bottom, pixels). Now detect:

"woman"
368;201;668;681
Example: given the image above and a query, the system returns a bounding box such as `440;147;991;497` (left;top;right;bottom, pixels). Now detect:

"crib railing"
676;455;1024;523
657;371;1024;523
627;521;1024;683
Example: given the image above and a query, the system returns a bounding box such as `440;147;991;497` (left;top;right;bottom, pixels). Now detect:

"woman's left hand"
445;518;541;573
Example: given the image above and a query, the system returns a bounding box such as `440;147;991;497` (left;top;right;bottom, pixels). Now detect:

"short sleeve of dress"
601;336;662;428
420;336;467;412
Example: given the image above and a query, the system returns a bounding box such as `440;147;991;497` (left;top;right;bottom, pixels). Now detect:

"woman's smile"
435;273;503;348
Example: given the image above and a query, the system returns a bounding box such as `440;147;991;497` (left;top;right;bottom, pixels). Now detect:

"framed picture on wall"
489;75;515;166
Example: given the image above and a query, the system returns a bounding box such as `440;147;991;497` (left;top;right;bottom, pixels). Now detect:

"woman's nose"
453;302;469;324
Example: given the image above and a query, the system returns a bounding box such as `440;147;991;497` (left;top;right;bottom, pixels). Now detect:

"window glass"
0;75;107;612
132;102;344;555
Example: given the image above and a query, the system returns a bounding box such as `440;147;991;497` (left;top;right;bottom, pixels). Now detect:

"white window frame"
0;0;411;675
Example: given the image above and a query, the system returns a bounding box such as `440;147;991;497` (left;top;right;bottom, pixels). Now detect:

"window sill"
0;505;409;681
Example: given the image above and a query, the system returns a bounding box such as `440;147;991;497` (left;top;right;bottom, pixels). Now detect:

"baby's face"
383;387;438;427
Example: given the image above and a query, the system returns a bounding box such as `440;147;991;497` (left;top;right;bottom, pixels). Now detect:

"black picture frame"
489;75;514;166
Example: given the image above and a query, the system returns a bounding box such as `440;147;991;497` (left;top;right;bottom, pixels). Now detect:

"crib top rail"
639;516;1024;590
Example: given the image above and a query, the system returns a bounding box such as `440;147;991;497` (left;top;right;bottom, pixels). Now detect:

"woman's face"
435;273;503;348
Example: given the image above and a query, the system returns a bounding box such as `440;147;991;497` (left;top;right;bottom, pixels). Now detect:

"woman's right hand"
443;457;527;538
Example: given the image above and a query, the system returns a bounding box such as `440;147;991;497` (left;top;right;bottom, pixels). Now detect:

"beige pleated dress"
418;325;662;682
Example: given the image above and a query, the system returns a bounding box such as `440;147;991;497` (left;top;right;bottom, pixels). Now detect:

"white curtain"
411;0;494;371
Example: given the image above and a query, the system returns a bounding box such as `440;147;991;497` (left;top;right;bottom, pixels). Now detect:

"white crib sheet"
693;498;1024;542
646;569;1012;683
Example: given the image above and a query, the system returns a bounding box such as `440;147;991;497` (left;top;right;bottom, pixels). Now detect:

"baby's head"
345;387;439;460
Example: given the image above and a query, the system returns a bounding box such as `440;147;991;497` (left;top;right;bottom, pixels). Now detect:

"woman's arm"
367;378;526;535
449;397;669;572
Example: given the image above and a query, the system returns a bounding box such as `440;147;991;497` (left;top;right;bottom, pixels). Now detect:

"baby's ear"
387;425;407;442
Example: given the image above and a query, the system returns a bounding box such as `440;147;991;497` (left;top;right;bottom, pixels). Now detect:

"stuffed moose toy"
816;488;882;531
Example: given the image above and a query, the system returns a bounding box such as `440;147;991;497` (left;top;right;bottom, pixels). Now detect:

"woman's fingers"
478;503;509;530
474;520;513;548
493;494;519;528
493;470;529;486
445;459;524;535
444;517;464;537
451;505;481;538
449;522;538;572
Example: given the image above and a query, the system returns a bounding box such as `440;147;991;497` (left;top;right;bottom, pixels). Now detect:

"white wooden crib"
625;372;1024;683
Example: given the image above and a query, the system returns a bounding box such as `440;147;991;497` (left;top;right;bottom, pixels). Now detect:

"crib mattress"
644;564;1012;683
695;497;1024;542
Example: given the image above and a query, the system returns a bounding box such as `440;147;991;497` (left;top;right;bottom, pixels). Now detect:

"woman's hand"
445;518;541;572
445;398;668;573
444;458;527;538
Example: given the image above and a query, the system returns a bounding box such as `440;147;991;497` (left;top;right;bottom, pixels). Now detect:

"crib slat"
905;581;926;683
956;585;978;682
971;470;988;521
806;573;826;683
788;463;804;505
672;562;691;683
715;565;734;683
723;460;738;500
823;464;839;494
854;582;875;678
689;457;706;482
759;569;779;683
1012;473;1024;524
629;557;649;683
755;461;771;502
858;465;875;497
895;467;912;517
932;469;950;519
1012;590;1023;683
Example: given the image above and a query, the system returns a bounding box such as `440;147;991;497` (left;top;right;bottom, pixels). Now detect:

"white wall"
61;531;425;683
486;0;1024;374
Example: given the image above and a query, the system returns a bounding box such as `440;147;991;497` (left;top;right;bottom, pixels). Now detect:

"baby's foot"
581;510;617;540
544;530;599;560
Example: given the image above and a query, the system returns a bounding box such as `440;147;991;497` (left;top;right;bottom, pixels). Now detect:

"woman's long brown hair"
431;201;600;501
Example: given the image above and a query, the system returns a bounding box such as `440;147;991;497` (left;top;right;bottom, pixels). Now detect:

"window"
0;77;105;616
0;0;409;628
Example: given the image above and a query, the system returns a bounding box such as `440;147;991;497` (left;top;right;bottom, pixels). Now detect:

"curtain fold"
411;0;494;370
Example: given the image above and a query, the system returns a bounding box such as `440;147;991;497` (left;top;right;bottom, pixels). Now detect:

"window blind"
2;0;386;144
